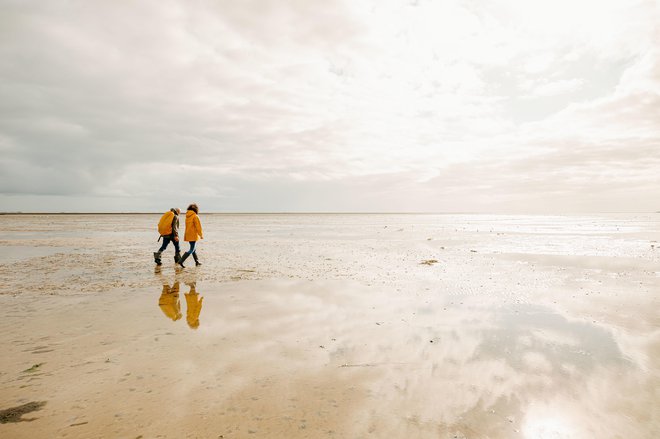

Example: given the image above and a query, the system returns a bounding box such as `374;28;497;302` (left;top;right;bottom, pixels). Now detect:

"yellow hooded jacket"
184;210;204;242
185;285;203;329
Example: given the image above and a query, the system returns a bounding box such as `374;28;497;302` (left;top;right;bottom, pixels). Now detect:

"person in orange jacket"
158;281;182;321
177;203;203;268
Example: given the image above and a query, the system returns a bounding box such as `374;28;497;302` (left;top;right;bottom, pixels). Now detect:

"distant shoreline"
0;212;492;215
0;211;657;215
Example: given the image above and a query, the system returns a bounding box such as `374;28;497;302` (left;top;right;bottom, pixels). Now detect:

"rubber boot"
174;251;182;264
178;252;190;268
153;251;162;266
192;252;201;266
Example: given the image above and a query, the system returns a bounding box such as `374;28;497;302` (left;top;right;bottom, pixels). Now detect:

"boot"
174;251;182;264
177;252;190;268
153;251;162;266
192;252;202;266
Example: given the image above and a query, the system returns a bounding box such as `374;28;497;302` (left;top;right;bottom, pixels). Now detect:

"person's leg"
154;237;171;265
178;241;196;268
158;237;171;253
173;239;182;263
191;242;201;266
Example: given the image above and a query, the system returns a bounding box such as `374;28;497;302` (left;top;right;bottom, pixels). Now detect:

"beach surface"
1;213;659;438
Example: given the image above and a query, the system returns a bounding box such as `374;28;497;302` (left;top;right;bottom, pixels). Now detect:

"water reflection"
474;303;628;373
523;411;575;439
184;281;655;438
184;282;203;329
156;278;203;329
158;282;182;322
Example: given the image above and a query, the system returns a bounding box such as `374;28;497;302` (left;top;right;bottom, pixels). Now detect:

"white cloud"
0;0;658;211
523;78;585;97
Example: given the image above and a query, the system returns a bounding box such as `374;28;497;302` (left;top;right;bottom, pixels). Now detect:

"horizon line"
1;211;658;215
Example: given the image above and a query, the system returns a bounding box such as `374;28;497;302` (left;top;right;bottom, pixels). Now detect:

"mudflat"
0;214;658;438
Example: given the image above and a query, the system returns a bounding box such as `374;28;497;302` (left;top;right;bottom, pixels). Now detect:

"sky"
0;0;659;213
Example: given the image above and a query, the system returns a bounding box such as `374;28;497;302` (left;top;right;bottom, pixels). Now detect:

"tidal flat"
0;213;658;438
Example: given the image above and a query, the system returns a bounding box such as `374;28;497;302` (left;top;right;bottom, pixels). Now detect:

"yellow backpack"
157;211;174;236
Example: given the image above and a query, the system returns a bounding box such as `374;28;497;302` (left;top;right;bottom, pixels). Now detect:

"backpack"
157;211;175;236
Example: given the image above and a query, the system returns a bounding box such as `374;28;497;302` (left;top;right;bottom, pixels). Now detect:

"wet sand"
0;214;659;438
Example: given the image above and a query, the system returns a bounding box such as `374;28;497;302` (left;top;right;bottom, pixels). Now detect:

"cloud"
524;78;585;98
0;0;658;211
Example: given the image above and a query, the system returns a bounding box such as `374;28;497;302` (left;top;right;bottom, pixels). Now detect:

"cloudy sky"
1;0;659;212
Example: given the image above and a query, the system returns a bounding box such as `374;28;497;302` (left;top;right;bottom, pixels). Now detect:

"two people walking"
154;203;204;268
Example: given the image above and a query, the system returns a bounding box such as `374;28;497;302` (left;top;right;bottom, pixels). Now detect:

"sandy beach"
1;213;659;438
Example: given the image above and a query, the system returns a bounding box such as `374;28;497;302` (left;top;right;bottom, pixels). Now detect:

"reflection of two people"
158;281;203;329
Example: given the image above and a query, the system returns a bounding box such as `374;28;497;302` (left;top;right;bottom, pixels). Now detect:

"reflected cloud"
523;411;576;439
185;280;656;437
474;304;628;373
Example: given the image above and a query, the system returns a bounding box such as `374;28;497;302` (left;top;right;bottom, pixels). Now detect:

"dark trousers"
185;241;197;255
158;236;181;253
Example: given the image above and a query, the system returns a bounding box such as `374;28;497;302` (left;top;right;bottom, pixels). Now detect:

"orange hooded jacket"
184;210;204;242
185;285;203;329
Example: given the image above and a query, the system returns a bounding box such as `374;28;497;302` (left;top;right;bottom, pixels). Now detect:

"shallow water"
1;213;658;296
0;245;73;263
0;214;659;437
0;277;658;438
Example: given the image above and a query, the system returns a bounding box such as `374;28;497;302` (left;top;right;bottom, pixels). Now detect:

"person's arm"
195;216;203;239
172;215;179;240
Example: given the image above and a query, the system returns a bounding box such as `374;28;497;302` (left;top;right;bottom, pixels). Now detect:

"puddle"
499;252;659;273
0;279;657;438
475;303;629;370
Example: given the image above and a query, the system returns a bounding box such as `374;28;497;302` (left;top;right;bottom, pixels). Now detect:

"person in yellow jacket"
184;282;203;329
177;203;203;267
